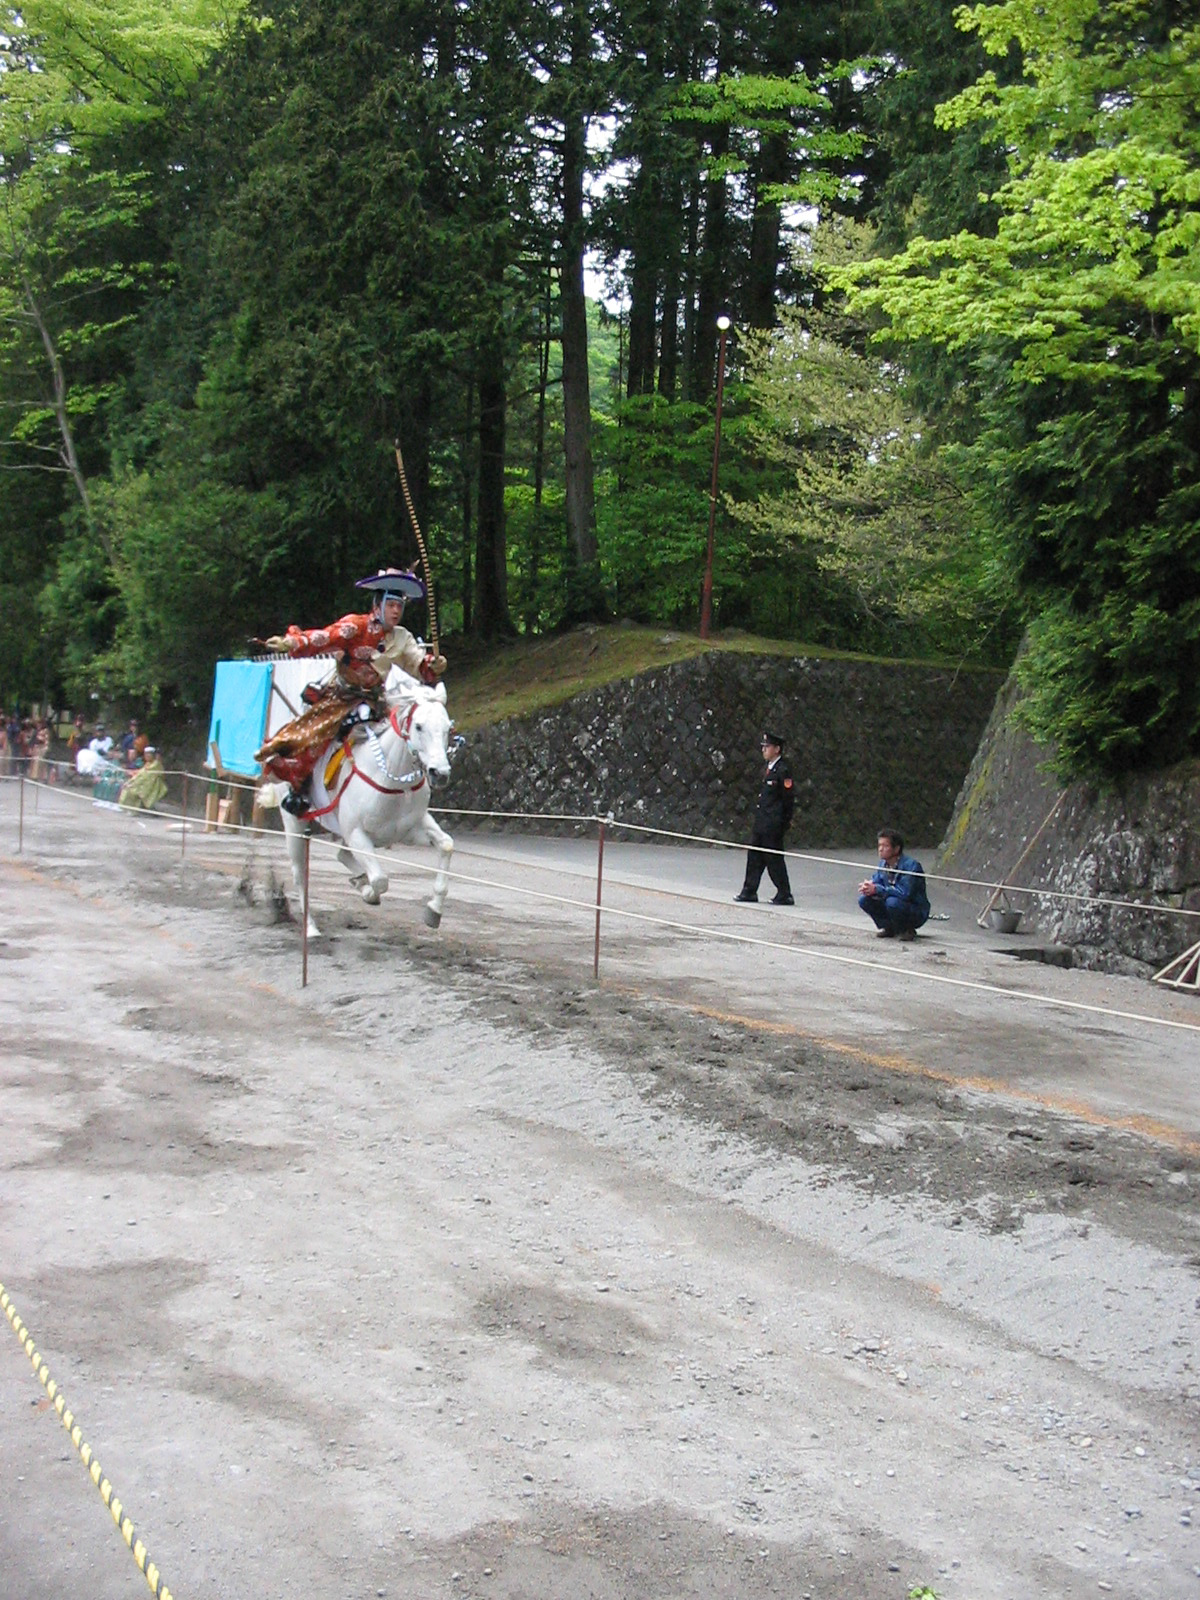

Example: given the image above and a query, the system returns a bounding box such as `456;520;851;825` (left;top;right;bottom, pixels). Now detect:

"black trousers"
741;828;791;898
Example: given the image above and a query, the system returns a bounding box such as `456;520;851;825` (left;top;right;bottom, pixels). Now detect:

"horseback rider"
255;568;447;815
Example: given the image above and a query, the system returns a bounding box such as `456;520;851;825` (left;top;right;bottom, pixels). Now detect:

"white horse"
261;667;457;938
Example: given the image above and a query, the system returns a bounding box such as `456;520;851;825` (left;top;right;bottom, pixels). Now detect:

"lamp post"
699;313;732;641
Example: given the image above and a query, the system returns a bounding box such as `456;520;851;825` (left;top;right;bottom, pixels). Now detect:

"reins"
298;699;427;819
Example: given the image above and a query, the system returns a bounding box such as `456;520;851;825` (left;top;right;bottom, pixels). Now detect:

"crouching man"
858;828;930;941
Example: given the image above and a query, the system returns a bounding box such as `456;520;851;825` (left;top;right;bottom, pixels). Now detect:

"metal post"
301;832;311;989
699;314;732;641
180;771;188;861
17;771;24;853
593;814;608;980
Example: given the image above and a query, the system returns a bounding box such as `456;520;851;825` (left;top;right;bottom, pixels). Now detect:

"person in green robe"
118;748;167;811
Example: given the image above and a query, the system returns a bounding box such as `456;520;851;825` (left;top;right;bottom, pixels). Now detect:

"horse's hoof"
423;904;442;929
361;880;387;905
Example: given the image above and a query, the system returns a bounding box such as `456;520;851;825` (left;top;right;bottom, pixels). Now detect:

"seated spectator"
119;747;167;811
858;828;931;942
119;718;140;766
76;729;115;779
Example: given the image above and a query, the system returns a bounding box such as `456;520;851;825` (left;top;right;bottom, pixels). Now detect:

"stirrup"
281;787;309;816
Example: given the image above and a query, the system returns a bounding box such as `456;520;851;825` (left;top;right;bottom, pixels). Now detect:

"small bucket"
988;906;1022;934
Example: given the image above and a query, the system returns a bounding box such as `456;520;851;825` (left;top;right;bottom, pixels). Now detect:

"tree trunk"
625;157;659;398
657;170;684;400
690;5;735;400
474;341;511;638
692;148;729;401
23;276;111;561
559;83;604;622
681;162;703;401
403;369;433;551
746;131;790;328
460;375;474;636
527;271;552;635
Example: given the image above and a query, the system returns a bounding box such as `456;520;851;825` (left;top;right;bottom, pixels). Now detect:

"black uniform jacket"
753;757;795;839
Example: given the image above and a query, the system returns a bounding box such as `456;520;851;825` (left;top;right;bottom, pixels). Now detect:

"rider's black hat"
355;567;426;601
761;730;784;748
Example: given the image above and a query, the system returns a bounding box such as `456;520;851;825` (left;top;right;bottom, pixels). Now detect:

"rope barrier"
6;768;1200;924
6;772;1199;1035
0;1284;176;1600
352;850;1200;1038
536;810;1200;924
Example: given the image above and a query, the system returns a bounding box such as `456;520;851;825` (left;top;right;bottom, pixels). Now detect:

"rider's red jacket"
284;613;437;689
282;612;391;690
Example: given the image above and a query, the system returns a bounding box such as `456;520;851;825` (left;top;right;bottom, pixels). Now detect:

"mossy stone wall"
445;652;1000;850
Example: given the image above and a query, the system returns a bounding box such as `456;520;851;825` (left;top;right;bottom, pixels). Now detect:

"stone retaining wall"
445;650;1000;850
938;676;1200;975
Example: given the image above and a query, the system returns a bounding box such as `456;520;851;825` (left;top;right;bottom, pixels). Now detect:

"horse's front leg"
342;824;389;905
421;814;454;929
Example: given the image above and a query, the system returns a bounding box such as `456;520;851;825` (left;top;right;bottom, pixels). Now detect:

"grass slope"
444;624;1004;730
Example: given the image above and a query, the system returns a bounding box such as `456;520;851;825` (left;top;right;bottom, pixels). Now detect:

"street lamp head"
716;314;731;331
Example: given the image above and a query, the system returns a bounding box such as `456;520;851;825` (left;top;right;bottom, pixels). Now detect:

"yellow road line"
609;983;1200;1157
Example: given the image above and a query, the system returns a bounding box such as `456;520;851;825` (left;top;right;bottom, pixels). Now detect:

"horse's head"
385;670;453;788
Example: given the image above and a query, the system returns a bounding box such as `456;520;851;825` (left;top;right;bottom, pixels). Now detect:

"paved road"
434;827;1200;1148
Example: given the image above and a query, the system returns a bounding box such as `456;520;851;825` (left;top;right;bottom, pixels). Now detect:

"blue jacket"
869;853;930;917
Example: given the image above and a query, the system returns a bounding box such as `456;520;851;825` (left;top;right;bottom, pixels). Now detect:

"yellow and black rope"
0;1283;176;1600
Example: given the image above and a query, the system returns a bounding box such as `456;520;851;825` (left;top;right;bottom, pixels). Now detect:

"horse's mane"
383;666;446;706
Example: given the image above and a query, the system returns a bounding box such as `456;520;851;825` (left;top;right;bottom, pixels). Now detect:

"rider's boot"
281;780;311;816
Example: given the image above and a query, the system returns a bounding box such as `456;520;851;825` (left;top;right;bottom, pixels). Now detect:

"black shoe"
281;788;309;816
733;891;758;903
771;894;794;906
876;927;896;938
896;928;917;942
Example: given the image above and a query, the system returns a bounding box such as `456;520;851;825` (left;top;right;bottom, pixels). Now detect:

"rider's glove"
264;634;294;654
418;652;446;685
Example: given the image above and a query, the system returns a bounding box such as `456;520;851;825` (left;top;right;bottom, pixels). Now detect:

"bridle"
356;700;426;791
296;692;456;821
301;699;428;818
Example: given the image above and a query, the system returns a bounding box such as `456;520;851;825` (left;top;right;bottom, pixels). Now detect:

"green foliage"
504;480;570;632
731;222;1012;661
596;394;762;626
962;367;1200;776
670;71;868;206
829;0;1200;777
9;0;1188;769
836;2;1200;379
0;0;245;707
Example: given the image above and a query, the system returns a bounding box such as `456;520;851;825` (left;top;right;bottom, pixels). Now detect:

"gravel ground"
1;784;1198;1600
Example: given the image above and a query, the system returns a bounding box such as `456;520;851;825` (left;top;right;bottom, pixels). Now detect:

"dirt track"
2;786;1198;1600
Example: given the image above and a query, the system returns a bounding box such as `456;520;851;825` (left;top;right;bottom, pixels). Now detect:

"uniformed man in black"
734;731;795;905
